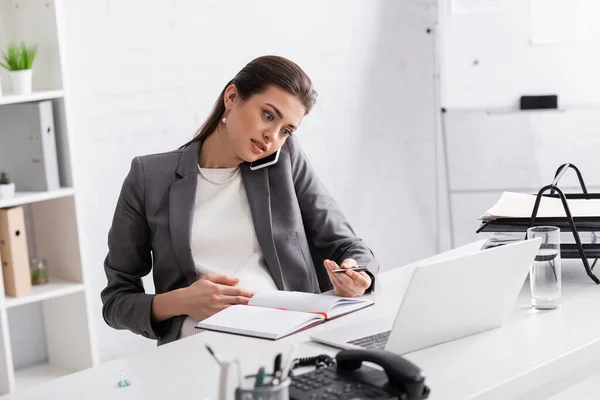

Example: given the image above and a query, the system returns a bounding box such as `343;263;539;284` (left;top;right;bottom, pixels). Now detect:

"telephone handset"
337;349;430;399
249;149;280;170
290;349;430;400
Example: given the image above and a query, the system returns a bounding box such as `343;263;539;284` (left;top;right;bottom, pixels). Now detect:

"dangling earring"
222;116;227;123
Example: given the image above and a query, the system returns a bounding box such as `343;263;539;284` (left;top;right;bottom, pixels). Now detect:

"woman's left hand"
324;258;371;297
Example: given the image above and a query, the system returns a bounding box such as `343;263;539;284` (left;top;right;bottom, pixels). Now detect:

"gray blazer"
101;136;379;345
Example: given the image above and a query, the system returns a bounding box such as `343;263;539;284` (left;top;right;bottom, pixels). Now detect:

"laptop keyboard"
347;330;391;349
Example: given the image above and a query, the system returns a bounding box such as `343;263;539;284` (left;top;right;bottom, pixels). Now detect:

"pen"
254;366;266;388
333;266;368;274
210;344;243;392
205;344;223;365
270;353;283;385
280;343;299;380
233;359;242;389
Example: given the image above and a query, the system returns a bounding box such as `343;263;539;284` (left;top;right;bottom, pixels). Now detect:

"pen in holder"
218;358;243;400
235;374;291;400
211;344;294;400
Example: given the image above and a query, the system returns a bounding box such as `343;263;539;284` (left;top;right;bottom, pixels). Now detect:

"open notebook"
196;291;374;340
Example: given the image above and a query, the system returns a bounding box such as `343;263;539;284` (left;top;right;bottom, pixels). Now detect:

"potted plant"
30;258;49;285
0;172;15;198
0;42;38;95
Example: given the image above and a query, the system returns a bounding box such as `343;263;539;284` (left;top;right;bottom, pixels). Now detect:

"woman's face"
223;85;306;163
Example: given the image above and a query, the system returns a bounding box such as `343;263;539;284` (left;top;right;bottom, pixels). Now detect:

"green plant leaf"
19;42;27;70
7;47;17;70
25;44;38;69
0;42;37;71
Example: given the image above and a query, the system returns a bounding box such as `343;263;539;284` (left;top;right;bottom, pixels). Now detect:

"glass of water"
527;226;561;309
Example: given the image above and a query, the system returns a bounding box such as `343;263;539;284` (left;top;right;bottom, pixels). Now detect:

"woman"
101;55;379;345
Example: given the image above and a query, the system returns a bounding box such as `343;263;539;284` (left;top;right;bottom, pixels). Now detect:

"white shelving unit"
0;0;97;395
14;362;74;391
0;188;75;209
0;89;64;106
4;277;85;309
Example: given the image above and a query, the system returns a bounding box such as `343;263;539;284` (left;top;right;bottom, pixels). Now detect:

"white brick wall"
61;0;437;362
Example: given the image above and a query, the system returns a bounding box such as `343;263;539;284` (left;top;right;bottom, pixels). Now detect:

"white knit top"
179;165;278;338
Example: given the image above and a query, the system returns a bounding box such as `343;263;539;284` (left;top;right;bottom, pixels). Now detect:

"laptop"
310;238;542;355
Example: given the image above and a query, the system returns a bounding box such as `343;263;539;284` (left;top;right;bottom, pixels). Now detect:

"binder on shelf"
477;163;600;284
0;207;32;297
0;100;60;191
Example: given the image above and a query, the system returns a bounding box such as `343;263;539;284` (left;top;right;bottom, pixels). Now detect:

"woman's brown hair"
183;55;317;148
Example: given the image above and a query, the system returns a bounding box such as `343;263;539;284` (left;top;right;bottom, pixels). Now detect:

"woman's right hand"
181;274;254;321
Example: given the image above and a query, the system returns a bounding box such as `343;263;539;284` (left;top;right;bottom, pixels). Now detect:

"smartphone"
333;266;368;274
249;149;280;171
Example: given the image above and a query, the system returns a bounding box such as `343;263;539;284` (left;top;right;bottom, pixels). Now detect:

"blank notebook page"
196;305;324;340
249;291;371;317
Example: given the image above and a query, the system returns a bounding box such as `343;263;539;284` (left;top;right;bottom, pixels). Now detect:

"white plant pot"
9;70;32;95
0;183;15;198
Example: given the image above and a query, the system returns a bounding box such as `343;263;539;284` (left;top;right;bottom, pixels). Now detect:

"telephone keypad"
290;365;399;400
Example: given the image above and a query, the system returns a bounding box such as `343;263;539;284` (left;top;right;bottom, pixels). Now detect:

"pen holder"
235;374;291;400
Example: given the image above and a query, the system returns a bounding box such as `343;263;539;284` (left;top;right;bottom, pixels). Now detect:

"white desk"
2;261;600;400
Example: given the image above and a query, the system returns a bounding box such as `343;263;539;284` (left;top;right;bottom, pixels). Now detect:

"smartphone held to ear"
249;149;280;171
332;266;368;274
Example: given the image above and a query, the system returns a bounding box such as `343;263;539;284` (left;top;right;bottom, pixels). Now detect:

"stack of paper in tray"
480;192;600;220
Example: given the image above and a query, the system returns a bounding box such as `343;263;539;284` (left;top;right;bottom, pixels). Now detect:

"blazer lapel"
241;165;285;290
169;141;201;285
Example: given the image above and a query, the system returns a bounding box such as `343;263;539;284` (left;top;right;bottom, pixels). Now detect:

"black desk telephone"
289;349;430;400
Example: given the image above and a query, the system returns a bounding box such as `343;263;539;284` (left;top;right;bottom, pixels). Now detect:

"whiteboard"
443;108;600;249
441;0;600;109
444;109;600;192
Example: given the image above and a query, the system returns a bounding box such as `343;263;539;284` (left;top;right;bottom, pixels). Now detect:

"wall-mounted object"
519;95;558;110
